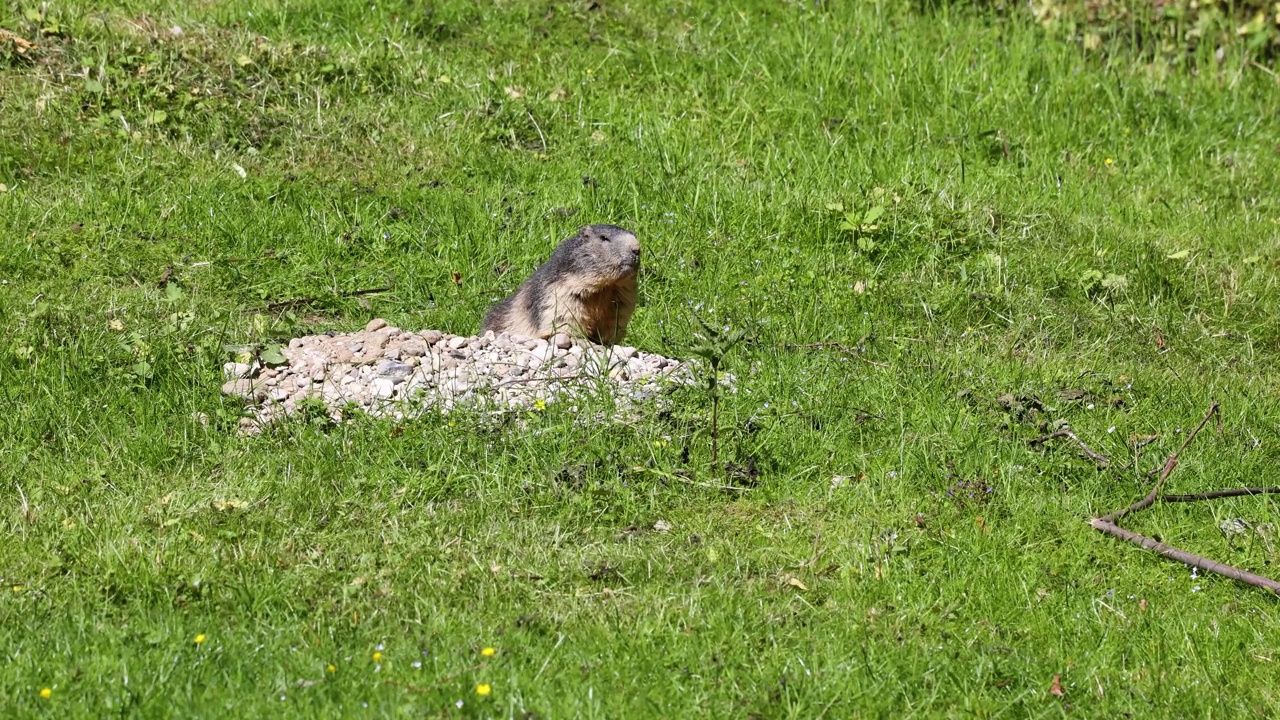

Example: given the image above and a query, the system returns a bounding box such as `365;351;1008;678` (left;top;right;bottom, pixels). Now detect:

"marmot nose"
623;234;641;256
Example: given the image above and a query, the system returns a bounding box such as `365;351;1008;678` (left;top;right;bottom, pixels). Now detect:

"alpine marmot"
481;224;641;345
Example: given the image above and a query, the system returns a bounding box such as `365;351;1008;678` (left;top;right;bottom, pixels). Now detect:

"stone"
221;324;701;432
222;379;257;397
223;362;253;380
400;340;428;357
372;378;396;398
366;318;388;332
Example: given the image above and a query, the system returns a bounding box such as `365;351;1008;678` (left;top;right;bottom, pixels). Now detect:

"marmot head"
562;224;641;284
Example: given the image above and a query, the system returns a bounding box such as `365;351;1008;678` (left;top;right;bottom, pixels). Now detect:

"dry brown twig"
1085;402;1280;596
1029;427;1111;468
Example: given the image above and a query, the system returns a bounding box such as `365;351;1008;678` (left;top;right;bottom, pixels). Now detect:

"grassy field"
4;0;1280;716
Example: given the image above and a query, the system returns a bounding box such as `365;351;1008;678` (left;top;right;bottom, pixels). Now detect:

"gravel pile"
221;318;697;432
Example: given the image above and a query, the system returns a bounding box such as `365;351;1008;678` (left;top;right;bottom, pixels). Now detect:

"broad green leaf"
260;344;288;366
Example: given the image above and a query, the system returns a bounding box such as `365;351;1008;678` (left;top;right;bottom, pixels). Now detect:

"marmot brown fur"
481;224;641;345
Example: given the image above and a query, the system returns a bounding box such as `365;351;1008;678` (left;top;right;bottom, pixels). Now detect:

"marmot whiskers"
481;224;641;345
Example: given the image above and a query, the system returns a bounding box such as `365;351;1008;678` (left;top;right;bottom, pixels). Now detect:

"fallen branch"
1089;518;1280;595
265;286;391;312
1097;402;1219;524
1163;487;1280;502
1087;401;1280;597
1029;427;1111;468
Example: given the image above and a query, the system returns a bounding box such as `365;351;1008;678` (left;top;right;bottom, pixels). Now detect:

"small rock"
400;340;428;357
222;379;258;397
552;332;572;350
366;318;388;332
372;378;396;398
223;362;253;380
613;346;638;361
448;335;469;350
383;347;402;360
422;330;443;344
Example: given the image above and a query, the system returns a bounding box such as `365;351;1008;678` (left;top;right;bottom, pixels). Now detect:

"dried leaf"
548;87;567;102
1166;249;1190;260
503;85;525;99
108;318;125;332
653;519;672;533
787;576;808;591
211;499;249;511
0;28;37;53
231;163;247;179
1049;674;1064;697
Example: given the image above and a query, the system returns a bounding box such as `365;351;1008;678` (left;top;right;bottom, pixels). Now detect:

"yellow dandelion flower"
372;652;382;663
534;398;546;412
193;634;206;645
40;688;52;699
475;683;492;696
1104;157;1114;166
480;647;496;657
327;664;336;673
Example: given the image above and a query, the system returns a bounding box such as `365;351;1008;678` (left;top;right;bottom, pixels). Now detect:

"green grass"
4;0;1280;716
